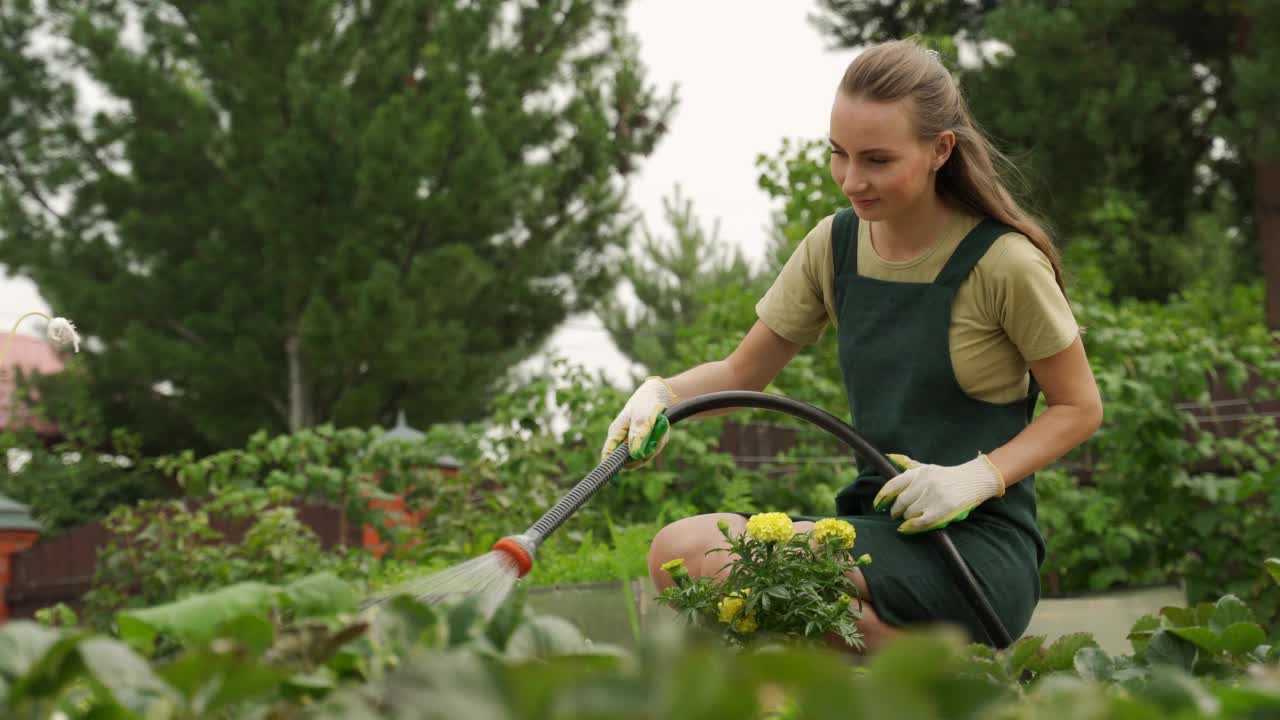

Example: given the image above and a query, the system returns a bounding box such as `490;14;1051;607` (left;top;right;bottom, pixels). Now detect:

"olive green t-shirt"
756;212;1079;404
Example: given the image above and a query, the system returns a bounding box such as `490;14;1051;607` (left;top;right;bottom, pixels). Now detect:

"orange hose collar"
492;537;533;578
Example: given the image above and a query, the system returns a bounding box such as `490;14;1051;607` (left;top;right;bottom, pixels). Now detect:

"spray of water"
362;549;523;617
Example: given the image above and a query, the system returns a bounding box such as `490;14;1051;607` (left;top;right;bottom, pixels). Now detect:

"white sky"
0;1;854;388
545;1;853;385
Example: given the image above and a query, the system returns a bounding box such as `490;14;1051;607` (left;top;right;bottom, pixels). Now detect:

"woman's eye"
829;148;846;157
867;157;890;165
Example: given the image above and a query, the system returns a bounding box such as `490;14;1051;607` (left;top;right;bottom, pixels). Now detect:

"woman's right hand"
601;376;679;468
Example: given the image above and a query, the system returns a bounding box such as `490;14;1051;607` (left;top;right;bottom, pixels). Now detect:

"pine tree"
0;0;674;453
599;185;753;379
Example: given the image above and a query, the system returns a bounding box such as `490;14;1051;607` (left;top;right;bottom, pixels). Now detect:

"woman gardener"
600;39;1103;652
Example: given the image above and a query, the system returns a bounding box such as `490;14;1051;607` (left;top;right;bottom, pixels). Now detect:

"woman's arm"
987;335;1103;485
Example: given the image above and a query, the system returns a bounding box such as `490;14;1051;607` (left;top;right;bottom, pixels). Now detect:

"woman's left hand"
873;453;1005;534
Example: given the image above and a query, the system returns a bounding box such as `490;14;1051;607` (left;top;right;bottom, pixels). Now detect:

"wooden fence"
3;500;359;621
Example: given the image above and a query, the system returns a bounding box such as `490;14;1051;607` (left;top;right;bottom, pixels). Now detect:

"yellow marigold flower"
717;590;758;634
732;613;758;634
813;518;856;549
746;512;793;543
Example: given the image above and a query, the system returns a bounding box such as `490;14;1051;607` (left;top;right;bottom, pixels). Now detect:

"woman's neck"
871;194;956;262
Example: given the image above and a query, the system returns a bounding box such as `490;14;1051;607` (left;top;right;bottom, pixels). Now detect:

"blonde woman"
602;40;1103;651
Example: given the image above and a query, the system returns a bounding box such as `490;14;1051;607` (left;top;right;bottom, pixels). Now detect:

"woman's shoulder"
795;213;838;268
972;223;1053;278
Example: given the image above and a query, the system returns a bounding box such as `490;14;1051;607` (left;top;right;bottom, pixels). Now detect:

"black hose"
663;390;1014;649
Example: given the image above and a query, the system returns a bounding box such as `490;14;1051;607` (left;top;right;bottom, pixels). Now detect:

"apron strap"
933;218;1014;290
831;208;860;309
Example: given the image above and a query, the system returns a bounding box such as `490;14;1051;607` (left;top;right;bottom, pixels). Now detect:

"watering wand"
487;389;1014;648
487;441;633;578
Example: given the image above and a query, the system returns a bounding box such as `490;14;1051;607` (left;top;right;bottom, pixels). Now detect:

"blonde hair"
839;40;1067;298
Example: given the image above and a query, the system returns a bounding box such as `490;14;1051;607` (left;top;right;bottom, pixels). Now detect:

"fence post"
0;529;41;622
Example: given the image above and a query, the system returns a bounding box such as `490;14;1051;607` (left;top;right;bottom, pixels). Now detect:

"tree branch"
0;146;65;223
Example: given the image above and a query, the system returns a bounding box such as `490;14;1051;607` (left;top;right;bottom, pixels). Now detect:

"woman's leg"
647;513;901;652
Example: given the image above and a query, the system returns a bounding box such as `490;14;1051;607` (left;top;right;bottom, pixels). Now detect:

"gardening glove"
601;376;678;469
873;453;1005;534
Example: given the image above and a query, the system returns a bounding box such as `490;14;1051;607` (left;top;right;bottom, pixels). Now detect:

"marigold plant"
656;517;871;649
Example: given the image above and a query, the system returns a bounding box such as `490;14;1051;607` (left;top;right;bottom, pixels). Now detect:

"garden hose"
486;443;633;580
490;390;1014;648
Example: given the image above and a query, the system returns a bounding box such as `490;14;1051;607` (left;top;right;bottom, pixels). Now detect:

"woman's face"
828;93;951;222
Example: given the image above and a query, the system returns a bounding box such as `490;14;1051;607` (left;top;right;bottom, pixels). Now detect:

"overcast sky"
544;1;853;385
0;1;855;387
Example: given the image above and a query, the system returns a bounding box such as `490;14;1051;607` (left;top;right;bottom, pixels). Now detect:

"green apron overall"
823;207;1046;645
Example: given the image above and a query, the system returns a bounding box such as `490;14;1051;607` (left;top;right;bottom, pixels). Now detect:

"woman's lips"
852;198;879;209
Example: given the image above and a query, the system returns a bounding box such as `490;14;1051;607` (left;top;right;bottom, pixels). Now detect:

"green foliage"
656;516;868;650
755;138;847;274
0;428;166;534
0;364;169;533
5;565;1280;718
0;0;675;455
1068;276;1280;621
599;185;755;379
81;488;372;632
139;358;822;590
1034;469;1164;595
522;520;657;587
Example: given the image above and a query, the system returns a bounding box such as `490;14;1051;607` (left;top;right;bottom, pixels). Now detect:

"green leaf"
505;616;591;661
764;586;792;600
1137;669;1218;713
280;572;357;619
77;636;178;714
0;622;84;705
1004;635;1045;674
445;598;487;649
1264;558;1280;587
484;592;526;653
1168;626;1219;654
118;581;277;652
1072;646;1114;681
157;649;289;713
1216;622;1266;656
215;614;276;656
1127;614;1162;654
1159;606;1198;628
0;621;62;677
1217;685;1280;716
1032;633;1097;674
287;666;337;694
1144;630;1197;671
1209;594;1254;633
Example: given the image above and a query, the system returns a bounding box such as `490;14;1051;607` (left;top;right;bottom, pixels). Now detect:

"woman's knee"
648;513;746;588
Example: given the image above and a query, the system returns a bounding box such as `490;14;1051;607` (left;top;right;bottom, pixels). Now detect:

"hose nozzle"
491;534;536;578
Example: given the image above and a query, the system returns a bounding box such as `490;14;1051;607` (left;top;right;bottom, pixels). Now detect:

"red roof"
0;334;65;436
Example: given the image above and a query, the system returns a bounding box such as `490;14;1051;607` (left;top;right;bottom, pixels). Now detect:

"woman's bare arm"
987;336;1103;485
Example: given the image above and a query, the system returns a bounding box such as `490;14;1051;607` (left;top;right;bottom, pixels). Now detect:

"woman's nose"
841;168;866;195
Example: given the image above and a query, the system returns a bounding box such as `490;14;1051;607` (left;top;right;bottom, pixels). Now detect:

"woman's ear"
932;130;956;171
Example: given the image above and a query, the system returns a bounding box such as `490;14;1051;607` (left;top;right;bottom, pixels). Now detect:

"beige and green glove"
601;376;679;469
873;453;1005;534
